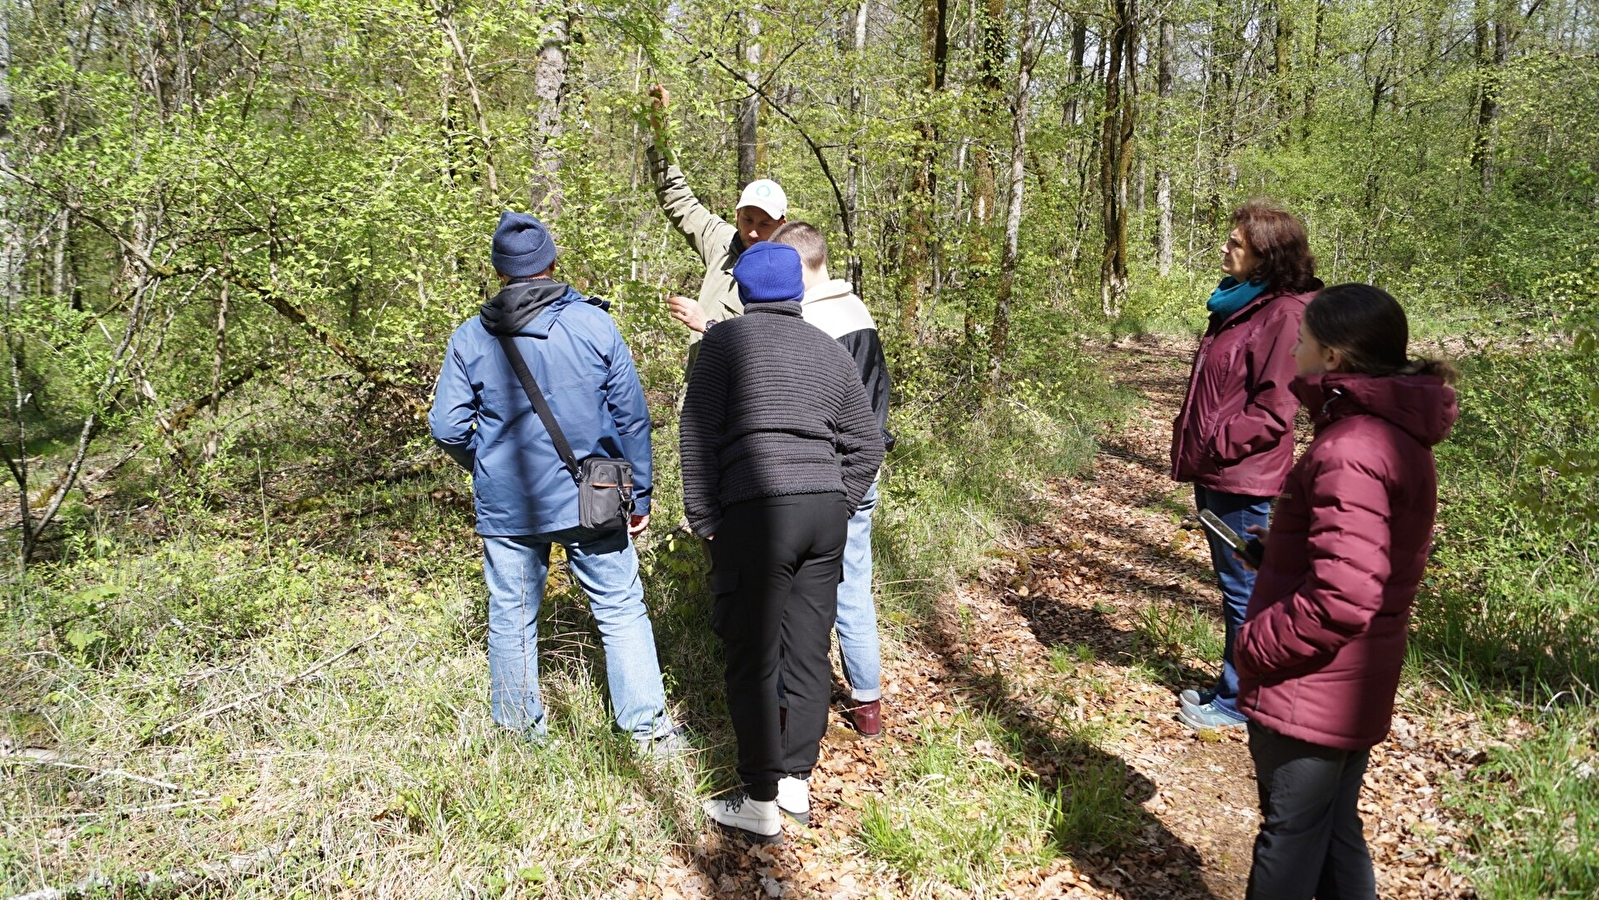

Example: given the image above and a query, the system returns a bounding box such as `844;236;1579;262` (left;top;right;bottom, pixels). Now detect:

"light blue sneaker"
1179;688;1215;709
1178;700;1247;730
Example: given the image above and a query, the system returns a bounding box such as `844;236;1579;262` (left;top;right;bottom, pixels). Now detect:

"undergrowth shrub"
1418;344;1599;693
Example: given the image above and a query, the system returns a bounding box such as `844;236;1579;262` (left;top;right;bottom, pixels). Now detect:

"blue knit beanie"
732;242;805;305
491;211;557;277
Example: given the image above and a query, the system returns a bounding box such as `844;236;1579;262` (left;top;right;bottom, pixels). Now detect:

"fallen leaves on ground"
650;335;1484;899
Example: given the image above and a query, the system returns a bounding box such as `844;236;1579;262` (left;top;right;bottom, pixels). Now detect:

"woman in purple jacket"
1172;201;1323;730
1236;283;1457;899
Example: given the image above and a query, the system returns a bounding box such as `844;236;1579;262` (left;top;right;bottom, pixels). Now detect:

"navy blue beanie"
732;242;805;305
491;211;557;277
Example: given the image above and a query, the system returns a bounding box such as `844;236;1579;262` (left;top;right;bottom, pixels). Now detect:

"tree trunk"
1303;0;1323;139
972;0;1006;226
738;14;761;189
846;0;870;292
203;244;230;465
1098;0;1138;319
1156;16;1174;276
531;12;571;215
900;0;948;338
1471;0;1507;196
434;3;499;201
988;0;1040;392
1064;19;1087;126
1273;0;1293;139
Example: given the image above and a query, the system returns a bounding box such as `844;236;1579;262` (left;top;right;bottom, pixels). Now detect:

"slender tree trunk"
1471;0;1508;196
972;0;1006;226
434;3;499;201
1303;0;1323;139
1064;19;1087;126
846;0;869;292
901;0;948;338
0;6;27;572
988;0;1040;391
1156;15;1174;276
531;12;571;215
1273;0;1293;140
1098;0;1138;318
203;245;229;465
738;14;761;188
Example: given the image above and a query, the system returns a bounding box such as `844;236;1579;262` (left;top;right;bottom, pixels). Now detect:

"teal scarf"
1207;277;1268;319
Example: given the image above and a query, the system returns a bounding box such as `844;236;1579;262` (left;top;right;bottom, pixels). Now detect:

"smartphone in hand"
1198;509;1265;568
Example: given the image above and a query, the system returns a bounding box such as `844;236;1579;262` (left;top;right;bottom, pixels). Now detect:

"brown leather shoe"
843;700;882;738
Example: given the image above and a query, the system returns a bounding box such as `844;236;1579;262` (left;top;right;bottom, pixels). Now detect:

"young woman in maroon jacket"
1172;201;1323;730
1235;283;1458;899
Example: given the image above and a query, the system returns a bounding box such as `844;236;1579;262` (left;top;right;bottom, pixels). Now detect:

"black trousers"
710;492;847;801
1247;722;1377;900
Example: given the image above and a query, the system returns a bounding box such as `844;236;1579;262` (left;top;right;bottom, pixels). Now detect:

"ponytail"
1396;358;1460;385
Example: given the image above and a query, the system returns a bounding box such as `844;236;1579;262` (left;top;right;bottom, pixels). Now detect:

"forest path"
655;336;1479;899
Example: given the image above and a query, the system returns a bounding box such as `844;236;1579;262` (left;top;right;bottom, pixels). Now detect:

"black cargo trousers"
709;491;848;801
1247;722;1377;900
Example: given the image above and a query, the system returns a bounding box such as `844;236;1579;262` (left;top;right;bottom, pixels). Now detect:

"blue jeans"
837;481;882;702
482;527;671;742
1194;485;1271;719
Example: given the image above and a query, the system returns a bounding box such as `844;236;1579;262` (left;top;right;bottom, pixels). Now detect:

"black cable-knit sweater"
679;302;885;538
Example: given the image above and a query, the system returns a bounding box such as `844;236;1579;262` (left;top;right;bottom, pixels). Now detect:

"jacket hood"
1292;371;1458;447
479;279;593;336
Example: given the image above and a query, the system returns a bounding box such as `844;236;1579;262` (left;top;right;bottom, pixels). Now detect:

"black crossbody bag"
497;335;634;531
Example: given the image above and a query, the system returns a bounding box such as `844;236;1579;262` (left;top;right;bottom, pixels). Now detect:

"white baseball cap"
736;179;788;220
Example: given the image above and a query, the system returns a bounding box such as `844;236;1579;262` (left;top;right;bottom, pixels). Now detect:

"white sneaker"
703;793;783;844
777;776;810;825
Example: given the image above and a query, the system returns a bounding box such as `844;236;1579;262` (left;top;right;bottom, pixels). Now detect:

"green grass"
1446;708;1599;898
858;715;1057;891
1406;339;1599;897
0;309;1130;897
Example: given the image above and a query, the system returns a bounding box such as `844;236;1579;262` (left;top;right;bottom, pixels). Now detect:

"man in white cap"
645;85;786;369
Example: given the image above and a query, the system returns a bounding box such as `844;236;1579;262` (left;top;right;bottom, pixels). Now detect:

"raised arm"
645;85;736;264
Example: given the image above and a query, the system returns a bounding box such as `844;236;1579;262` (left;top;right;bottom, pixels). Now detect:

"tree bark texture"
1098;0;1138;318
531;12;571;216
988;0;1040;391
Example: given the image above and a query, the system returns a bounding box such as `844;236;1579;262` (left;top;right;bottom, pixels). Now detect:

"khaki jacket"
648;146;744;367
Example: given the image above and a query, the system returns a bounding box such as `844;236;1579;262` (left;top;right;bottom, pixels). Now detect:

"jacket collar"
742;301;804;318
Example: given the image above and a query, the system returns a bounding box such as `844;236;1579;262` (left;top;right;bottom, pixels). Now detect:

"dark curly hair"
1231;201;1321;294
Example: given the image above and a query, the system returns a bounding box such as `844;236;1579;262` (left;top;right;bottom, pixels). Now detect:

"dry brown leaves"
647;335;1483;899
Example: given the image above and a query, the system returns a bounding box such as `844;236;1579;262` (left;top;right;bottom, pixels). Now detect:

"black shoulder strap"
497;335;581;481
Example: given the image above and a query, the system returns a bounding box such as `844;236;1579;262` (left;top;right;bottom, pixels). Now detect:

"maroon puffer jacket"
1170;287;1316;496
1236;372;1458;750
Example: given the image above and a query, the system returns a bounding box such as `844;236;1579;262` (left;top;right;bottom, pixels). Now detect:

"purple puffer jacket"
1170;288;1316;496
1236;372;1458;751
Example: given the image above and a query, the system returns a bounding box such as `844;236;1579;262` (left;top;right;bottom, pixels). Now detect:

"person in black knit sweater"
681;241;884;843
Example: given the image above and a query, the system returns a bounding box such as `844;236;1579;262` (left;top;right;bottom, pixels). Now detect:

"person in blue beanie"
680;242;884;843
429;211;685;755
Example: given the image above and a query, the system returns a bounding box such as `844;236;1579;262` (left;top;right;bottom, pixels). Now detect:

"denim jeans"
1194;485;1271;719
836;481;882;702
482;527;671;742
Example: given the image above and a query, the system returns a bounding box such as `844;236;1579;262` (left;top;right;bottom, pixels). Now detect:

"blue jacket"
429;280;653;536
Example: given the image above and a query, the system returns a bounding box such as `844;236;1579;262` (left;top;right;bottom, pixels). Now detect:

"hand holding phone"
1198;509;1265;568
